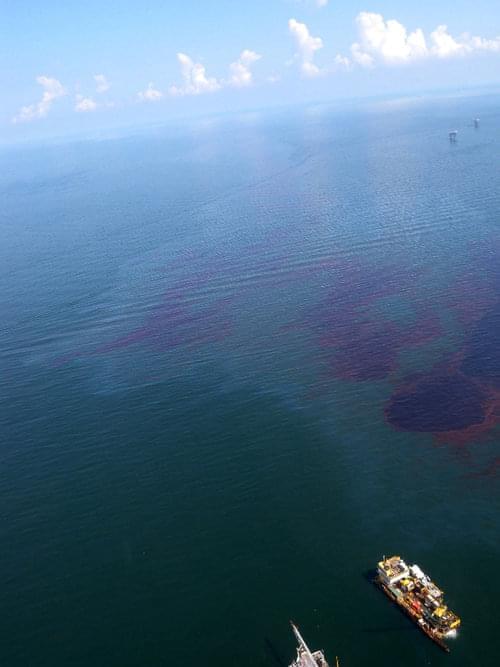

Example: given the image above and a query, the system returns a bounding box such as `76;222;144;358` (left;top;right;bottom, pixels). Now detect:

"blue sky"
2;0;500;142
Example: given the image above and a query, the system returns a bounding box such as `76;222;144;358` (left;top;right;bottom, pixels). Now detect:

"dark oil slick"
303;260;442;381
386;274;500;444
386;371;491;433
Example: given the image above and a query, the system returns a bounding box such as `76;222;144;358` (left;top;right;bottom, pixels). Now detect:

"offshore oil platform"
288;622;338;667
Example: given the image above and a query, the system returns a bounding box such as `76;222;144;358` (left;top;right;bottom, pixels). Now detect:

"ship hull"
374;576;450;653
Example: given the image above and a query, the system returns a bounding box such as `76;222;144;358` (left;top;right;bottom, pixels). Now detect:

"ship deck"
291;650;330;667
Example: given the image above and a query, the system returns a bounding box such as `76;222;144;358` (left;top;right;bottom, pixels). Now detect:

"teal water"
2;95;500;666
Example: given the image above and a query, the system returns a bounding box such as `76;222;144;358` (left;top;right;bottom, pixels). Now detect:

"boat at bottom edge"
289;621;338;667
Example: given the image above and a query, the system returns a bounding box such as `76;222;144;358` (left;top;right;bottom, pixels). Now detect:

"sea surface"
2;94;500;667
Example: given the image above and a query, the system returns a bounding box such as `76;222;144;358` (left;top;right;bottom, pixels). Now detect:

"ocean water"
2;94;500;667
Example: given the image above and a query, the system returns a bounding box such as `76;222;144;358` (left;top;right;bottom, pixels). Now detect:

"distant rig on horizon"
449;117;480;141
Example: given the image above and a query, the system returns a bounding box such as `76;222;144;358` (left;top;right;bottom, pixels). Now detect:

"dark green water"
2;96;500;666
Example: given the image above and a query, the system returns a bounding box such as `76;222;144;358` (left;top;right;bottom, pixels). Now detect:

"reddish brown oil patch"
320;317;402;381
434;391;500;445
385;370;492;433
305;259;442;382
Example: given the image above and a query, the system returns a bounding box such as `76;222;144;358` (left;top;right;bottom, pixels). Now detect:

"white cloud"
429;25;500;57
297;0;329;7
430;25;467;58
169;52;221;96
349;12;500;67
168;49;264;95
350;42;374;67
355;12;427;64
333;53;352;70
13;75;66;123
94;74;110;93
138;82;163;101
228;49;262;87
466;34;500;52
75;95;97;112
288;18;324;77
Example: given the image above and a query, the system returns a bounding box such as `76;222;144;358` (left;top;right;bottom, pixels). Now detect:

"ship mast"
291;622;319;666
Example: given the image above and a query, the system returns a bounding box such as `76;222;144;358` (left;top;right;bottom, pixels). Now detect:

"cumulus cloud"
169;52;221;96
298;0;328;6
94;74;110;93
429;25;467;58
228;49;262;87
355;12;427;64
349;12;500;67
288;18;324;77
75;95;97;112
138;82;163;101
350;42;374;67
429;25;500;57
333;53;352;70
466;34;500;53
169;49;263;95
13;75;66;123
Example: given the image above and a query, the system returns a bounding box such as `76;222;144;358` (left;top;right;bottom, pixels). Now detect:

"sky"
2;0;500;143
